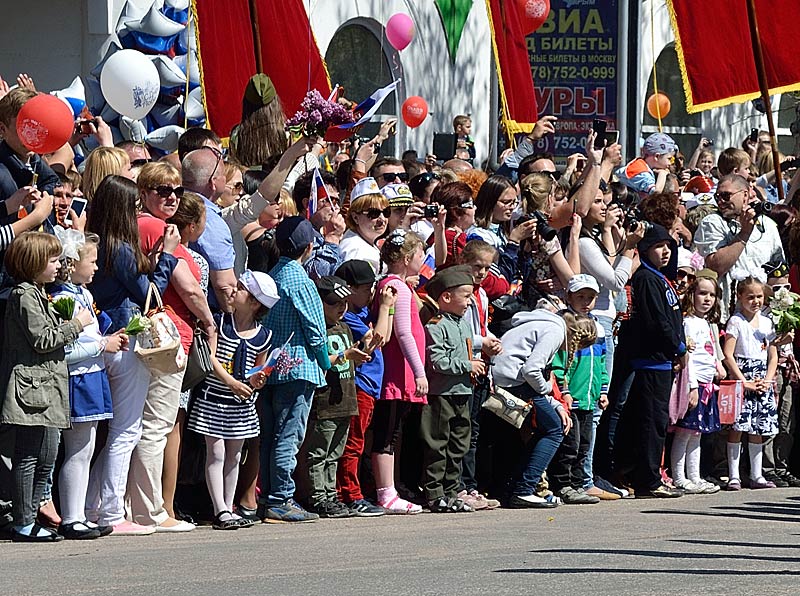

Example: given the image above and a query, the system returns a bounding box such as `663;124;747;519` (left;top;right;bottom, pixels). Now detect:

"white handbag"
134;283;186;376
482;386;532;429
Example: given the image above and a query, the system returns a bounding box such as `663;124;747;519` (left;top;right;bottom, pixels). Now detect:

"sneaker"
309;500;352;519
692;479;721;494
558;487;600;505
458;489;489;511
765;472;790;488
508;493;558;509
110;521;156;536
235;504;260;522
347;499;385;517
638;484;683;498
673;479;704;495
264;499;319;523
779;472;800;487
429;497;474;513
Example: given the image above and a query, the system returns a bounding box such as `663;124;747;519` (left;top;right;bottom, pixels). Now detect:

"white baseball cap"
567;274;600;294
239;269;280;308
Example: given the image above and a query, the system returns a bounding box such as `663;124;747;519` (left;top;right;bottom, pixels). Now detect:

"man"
370;157;407;188
694;173;784;320
177;127;222;162
258;216;329;523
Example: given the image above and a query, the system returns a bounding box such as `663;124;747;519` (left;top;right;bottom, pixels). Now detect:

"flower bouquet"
50;295;75;320
125;313;152;336
285;90;355;138
769;286;800;332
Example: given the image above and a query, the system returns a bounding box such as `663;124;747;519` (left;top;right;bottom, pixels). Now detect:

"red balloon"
517;0;550;35
401;96;428;128
15;94;74;155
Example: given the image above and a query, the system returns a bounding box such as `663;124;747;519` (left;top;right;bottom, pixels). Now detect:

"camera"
423;203;440;218
518;211;557;242
624;206;653;234
752;201;773;217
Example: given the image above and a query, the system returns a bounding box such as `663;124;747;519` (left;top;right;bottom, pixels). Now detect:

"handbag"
181;325;213;392
482;385;532;429
134;283;186;376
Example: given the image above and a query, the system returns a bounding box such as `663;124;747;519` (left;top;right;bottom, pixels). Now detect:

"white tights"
204;436;244;517
58;422;97;524
671;428;701;484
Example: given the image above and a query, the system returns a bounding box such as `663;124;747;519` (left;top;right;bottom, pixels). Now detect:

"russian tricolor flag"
325;80;401;142
308;167;330;219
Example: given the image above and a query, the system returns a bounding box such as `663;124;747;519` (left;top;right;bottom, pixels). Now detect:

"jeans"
594;346;635;480
582;315;615;487
258;379;315;505
763;373;796;475
511;387;564;496
549;409;593;492
12;425;59;527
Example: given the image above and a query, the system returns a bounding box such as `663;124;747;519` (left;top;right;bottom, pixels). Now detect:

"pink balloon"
386;13;415;51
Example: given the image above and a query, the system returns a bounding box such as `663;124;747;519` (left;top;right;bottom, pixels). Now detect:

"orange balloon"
647;93;671;119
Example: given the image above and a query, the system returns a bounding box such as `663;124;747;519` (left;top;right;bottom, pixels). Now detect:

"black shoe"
638;484;684;498
782;472;800;487
508;494;558;509
310;500;352;519
12;524;64;542
59;521;101;540
212;511;240;530
765;472;790;488
234;504;260;522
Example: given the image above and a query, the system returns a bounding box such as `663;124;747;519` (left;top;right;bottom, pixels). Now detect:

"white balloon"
127;3;184;36
146;125;185;152
100;49;160;120
151;55;186;88
173;51;200;86
185;86;204;120
120;117;147;143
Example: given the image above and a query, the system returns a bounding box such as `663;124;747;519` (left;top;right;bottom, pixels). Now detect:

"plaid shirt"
265;257;328;386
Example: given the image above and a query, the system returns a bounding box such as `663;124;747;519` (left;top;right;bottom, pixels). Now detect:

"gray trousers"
305;417;350;506
12;425;60;527
763;373;796;475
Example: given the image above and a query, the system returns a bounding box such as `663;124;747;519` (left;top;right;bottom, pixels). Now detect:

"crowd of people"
1;72;799;543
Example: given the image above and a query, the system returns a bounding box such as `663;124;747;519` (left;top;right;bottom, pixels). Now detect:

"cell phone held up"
76;118;98;135
749;128;758;143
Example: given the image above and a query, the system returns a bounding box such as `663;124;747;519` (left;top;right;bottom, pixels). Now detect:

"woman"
242;169;281;275
164;191;210;522
217;160;245;209
430;181;475;270
86;175;179;535
135;162;216;530
339;177;389;273
82;147;132;202
229;73;288;167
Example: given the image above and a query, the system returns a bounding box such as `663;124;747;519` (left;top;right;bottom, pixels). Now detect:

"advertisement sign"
526;0;619;159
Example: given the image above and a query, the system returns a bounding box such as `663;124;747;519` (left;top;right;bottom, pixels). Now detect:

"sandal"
212;511;240;530
446;497;474;513
382;495;422;515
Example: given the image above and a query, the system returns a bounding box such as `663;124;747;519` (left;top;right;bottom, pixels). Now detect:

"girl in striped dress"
187;270;279;529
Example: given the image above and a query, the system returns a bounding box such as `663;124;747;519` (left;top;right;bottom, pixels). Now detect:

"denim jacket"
0;282;81;428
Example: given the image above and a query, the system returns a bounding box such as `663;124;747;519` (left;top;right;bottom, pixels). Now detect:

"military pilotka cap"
425;265;475;301
244;74;277;106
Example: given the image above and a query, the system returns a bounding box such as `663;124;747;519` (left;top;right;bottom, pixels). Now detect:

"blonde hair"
520;173;553;214
279;188;298;217
346;194;388;230
82;147;130;202
136;161;181;194
5;231;62;283
561;310;597;372
380;229;423;267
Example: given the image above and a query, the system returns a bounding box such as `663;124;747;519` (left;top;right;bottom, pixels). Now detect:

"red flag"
486;0;539;134
667;0;800;113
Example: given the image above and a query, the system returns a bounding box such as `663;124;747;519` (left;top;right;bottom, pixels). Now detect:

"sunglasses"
538;170;562;181
415;172;441;184
131;158;154;168
714;189;746;203
676;270;696;282
151;185;184;199
381;172;409;183
771;283;792;292
360;207;391;219
226;181;244;192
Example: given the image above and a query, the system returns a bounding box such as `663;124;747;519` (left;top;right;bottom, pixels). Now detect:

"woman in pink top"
370;229;428;514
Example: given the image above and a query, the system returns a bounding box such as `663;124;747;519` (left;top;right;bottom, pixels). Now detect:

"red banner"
193;0;330;139
486;0;538;134
667;0;800;113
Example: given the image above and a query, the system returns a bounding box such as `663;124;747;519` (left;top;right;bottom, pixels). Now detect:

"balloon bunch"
384;13;429;129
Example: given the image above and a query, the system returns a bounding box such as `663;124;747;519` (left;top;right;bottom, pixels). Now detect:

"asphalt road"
2;489;799;596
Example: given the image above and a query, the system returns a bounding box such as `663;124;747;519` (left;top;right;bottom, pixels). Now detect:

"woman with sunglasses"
133;162;216;531
339;177;389;274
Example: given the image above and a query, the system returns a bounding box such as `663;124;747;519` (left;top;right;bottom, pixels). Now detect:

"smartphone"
592;119;607;149
749;128;758;143
70;196;88;218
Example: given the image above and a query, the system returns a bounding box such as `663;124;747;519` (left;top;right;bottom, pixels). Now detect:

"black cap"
335;260;376;287
275;216;316;254
425;265;475;301
315;275;352;304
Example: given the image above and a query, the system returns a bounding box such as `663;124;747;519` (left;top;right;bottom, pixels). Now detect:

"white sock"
670;430;691;484
686;433;702;484
748;442;764;481
727;442;742;481
58;422;97;524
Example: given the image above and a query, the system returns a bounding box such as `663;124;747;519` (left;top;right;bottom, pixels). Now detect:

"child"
52;231;128;539
670;270;725;495
453;114;475;162
722;276;779;490
187;269;278;529
613;224;687;498
335;259;396;517
615;132;677;198
305;276;370;518
550;275;610;504
420;266;485;512
457;240;503;510
371;228;427;514
0;232;93;542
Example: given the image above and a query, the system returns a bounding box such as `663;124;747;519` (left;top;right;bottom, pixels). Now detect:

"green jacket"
424;311;473;396
551;331;609;411
0;282;81;428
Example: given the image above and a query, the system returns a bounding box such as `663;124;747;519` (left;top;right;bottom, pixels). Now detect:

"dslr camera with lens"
517;211;557;242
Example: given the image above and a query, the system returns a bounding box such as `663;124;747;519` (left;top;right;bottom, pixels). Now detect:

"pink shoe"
380;494;422;515
110;521;156;536
750;477;776;489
